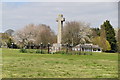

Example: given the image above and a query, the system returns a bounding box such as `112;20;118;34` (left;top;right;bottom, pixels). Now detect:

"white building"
72;44;102;52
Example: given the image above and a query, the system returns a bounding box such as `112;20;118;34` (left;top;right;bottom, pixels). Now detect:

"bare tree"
62;21;92;46
35;24;56;45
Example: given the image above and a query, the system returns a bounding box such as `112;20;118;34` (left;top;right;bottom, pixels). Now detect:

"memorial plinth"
51;14;65;53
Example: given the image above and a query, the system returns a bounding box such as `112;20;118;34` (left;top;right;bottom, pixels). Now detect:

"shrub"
54;51;66;54
19;48;27;53
41;51;46;54
36;50;41;53
35;50;46;54
28;49;34;53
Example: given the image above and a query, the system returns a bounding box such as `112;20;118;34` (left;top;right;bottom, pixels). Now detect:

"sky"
1;2;118;34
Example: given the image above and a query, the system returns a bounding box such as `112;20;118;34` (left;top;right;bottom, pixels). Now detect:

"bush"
54;51;66;54
19;49;47;54
35;50;46;54
19;48;27;53
40;51;46;54
27;49;34;53
53;51;92;55
36;50;41;53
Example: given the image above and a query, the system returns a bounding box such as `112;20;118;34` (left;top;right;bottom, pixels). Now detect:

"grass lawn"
2;48;118;78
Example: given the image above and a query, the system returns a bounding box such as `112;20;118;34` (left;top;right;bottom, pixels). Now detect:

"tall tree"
14;24;56;48
13;24;37;48
62;21;92;46
100;25;111;51
35;24;56;45
102;20;117;52
92;25;111;51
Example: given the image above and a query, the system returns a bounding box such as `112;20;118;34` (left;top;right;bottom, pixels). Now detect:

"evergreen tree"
102;20;117;52
91;28;100;37
4;29;14;36
100;25;111;51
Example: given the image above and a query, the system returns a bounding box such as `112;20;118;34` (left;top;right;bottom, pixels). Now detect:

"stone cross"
56;14;65;44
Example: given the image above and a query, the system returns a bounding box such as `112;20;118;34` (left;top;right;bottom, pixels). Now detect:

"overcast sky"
2;2;118;33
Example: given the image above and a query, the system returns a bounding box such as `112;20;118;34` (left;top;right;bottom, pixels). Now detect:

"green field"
2;48;118;78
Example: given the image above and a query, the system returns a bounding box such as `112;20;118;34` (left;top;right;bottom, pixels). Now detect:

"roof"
73;44;101;49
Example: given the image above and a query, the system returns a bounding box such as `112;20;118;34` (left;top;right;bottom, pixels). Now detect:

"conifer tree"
100;25;111;51
102;20;117;52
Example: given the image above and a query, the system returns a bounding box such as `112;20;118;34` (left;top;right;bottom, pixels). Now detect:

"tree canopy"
62;21;92;46
13;24;56;48
4;29;14;36
102;20;117;52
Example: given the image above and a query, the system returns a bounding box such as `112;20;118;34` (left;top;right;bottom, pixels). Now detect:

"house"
72;44;102;52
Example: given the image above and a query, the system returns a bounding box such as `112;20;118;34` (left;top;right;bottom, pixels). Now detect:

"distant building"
51;14;65;53
4;29;15;36
72;44;102;52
